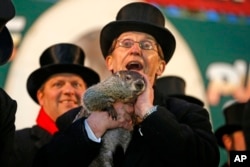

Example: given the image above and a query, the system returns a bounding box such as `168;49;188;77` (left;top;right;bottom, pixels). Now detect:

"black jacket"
8;125;52;167
0;88;17;167
33;91;220;167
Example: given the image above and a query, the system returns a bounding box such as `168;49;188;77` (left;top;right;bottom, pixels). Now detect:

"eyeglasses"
116;39;158;51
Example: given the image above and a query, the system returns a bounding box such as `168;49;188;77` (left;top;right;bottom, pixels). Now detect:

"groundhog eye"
125;75;132;80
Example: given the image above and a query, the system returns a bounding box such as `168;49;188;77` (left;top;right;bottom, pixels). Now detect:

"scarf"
36;107;58;135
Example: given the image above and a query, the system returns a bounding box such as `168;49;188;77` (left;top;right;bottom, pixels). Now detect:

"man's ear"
105;55;113;71
156;60;166;76
36;90;43;106
222;134;233;151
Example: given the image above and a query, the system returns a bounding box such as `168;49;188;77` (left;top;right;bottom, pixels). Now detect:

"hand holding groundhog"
86;102;134;138
134;72;154;123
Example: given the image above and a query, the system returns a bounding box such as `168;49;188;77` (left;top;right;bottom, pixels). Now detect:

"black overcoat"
0;88;17;167
8;125;52;167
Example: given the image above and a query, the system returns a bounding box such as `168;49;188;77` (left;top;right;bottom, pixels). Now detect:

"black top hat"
215;100;246;148
0;0;15;65
27;43;100;103
155;76;204;106
100;2;176;63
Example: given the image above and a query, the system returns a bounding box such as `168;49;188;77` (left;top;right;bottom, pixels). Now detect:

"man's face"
223;130;246;151
230;131;246;151
37;73;87;121
105;31;166;85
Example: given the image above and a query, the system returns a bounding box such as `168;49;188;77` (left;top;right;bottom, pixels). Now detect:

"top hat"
27;43;100;104
215;100;246;148
155;76;204;106
0;0;15;65
100;2;176;63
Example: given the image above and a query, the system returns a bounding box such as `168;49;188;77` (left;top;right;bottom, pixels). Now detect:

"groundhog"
73;70;146;167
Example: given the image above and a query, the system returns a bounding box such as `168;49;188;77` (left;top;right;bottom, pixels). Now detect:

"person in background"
33;2;219;167
215;100;249;167
0;0;17;166
243;99;250;150
155;75;204;106
8;43;100;167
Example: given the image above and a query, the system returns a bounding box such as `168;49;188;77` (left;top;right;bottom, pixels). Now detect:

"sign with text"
230;151;250;167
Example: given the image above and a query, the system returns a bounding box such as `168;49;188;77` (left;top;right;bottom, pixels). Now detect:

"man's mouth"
60;100;76;104
126;61;143;71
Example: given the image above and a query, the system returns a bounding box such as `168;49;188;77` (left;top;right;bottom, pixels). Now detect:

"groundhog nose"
135;80;145;90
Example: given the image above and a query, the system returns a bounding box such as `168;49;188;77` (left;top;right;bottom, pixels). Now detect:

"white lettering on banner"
206;59;250;105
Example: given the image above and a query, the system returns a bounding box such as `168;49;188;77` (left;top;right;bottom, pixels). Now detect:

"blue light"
206;10;220;22
226;14;238;23
165;5;181;17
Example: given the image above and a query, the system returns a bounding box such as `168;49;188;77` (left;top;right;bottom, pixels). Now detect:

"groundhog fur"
73;70;146;167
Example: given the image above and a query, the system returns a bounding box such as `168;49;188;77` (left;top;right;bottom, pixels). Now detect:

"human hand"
86;102;134;138
133;73;154;122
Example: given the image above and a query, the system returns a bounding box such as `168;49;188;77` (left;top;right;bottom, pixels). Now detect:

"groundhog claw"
108;107;118;120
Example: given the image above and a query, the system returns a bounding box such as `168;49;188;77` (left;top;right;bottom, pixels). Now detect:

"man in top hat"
243;99;250;150
8;43;100;167
33;2;219;167
0;0;15;65
155;76;204;106
0;0;17;166
215;100;248;167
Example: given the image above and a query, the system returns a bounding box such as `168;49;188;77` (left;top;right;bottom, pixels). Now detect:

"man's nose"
129;43;142;55
63;83;75;94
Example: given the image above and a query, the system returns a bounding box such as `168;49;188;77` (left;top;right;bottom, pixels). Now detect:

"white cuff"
84;120;101;143
143;105;158;120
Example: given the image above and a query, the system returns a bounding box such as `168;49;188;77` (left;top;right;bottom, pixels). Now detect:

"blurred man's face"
223;130;246;151
37;73;87;121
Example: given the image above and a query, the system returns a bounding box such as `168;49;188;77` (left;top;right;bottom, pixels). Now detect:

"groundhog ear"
114;71;121;78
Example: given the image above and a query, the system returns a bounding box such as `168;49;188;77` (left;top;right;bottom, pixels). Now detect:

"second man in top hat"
8;43;100;167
